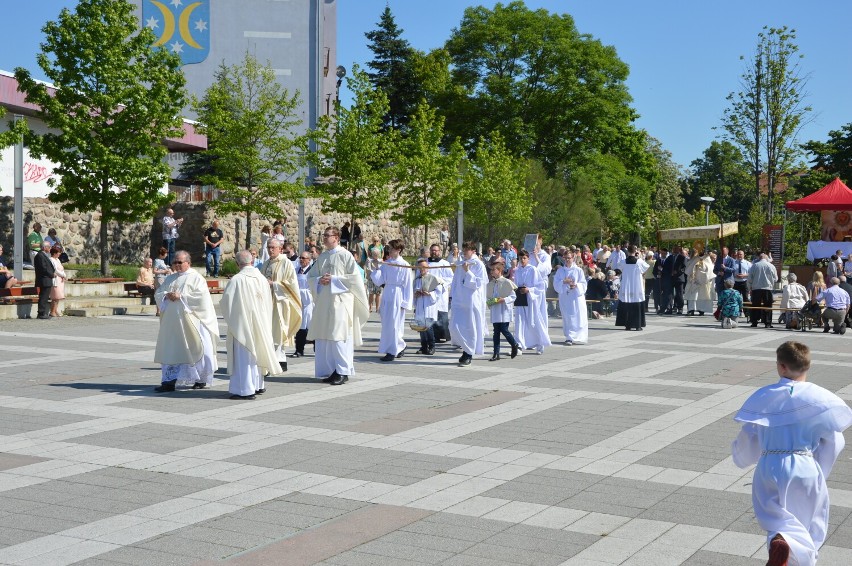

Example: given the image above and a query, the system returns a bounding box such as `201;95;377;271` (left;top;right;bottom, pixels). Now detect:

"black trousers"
673;280;685;312
750;289;773;325
660;279;673;312
419;322;436;351
295;328;309;354
37;285;52;317
492;322;517;354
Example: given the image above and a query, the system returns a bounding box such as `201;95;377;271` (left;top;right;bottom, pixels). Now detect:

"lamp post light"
335;65;346;107
700;196;715;250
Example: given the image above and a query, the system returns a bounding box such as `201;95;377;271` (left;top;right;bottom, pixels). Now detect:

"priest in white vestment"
221;251;280;399
615;245;649;331
427;244;453;342
293;252;314;357
261;239;302;372
685;247;714;316
307;226;369;385
514;249;550;354
449;241;487;366
732;341;852;566
154;251;219;392
370;239;413;361
553;251;588;345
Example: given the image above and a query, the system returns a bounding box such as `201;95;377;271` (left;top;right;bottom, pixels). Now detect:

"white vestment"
428;258;453;313
487;276;516;324
308;246;369;377
414;272;439;323
221;266;280;396
513;264;551;350
154;270;219;386
296;262;314;329
449;257;487;355
261;256;302;362
554;265;588;343
371;257;413;355
732;378;852;566
530;249;553;331
618;259;649;303
685;255;714;312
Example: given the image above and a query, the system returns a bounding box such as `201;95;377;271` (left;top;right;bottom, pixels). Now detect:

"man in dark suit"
653;248;669;313
671;246;687;315
659;248;674;314
33;240;55;319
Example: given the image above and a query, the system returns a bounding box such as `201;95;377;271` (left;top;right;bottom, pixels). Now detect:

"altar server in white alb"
292;251;314;357
553;250;588;345
513;249;550;354
261;239;302;372
412;258;440;355
732;341;852;566
615;245;649;331
154;251;219;392
427;244;453;342
370;239;413;362
530;237;554;332
449;241;487;366
307;226;369;385
486;259;519;361
221;251;280;400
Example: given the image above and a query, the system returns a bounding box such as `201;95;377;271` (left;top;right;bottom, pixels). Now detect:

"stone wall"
0;196;447;266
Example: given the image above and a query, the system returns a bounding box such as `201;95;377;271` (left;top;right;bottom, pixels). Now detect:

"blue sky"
3;1;851;169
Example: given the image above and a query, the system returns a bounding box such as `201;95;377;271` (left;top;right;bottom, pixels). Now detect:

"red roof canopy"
786;178;852;211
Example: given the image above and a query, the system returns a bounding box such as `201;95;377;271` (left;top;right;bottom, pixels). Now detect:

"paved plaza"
1;311;851;565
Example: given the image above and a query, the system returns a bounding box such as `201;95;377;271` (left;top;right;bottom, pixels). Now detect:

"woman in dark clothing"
585;271;608;319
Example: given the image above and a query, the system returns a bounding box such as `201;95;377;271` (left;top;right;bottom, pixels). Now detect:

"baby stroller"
797;302;821;332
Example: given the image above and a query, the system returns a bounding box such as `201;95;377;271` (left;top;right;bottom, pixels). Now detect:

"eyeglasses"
171;260;186;265
299;256;311;260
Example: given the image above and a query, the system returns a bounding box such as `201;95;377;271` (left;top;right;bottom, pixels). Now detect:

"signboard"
522;233;538;253
762;224;783;278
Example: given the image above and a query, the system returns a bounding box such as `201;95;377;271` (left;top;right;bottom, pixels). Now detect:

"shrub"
219;258;239;277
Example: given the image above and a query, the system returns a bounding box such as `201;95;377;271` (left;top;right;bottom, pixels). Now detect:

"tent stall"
785;178;852;262
657;222;739;243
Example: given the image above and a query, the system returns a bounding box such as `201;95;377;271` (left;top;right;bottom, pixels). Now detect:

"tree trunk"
423;223;429;247
244;209;253;250
99;211;110;276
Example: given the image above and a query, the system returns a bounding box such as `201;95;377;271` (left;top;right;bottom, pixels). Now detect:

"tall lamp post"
700;196;715;250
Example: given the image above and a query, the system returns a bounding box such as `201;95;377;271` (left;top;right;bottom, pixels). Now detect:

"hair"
387;239;405;253
595;271;605;280
267;239;283;249
261;225;271;234
50;245;62;255
416;258;429;267
776;341;810;374
812;271;825;284
158;246;168;256
324;226;340;238
627;244;637;255
33;222;41;231
48;228;57;236
724;279;734;289
787;273;797;282
235;250;254;267
830;276;840;286
174;250;190;263
462;241;477;252
517;249;530;258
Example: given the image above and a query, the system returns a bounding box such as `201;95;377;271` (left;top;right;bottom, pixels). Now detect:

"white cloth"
449;257;487;355
806;241;852;262
428;258;453;312
414;273;439;323
732;377;852;566
296;262;314;329
308;246;369;377
259;233;270;263
154;270;219;386
686;255;714;312
554;265;588;343
530;249;552;331
228;340;263;396
618;259;649;303
261;256;302;351
221;266;280;392
371;257;413;356
513;264;550;349
781;283;809;310
487;277;516;324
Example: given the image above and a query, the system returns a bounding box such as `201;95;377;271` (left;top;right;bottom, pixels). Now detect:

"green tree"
721;26;812;220
526;161;601;246
803;123;852;184
392;103;466;246
442;1;637;174
686;141;754;222
462;132;532;246
312;66;398;231
647;136;683;212
0;109;28;150
190;53;309;248
364;5;419;131
14;0;186;275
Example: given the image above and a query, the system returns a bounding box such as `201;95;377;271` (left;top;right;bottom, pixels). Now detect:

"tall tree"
646;136;683;212
721;26;811;220
462;132;532;246
392;102;466;246
364;5;418;131
526;161;601;246
0;109;28;150
190;53;309;248
311;66;398;232
686;141;753;222
14;0;186;275
803;123;852;185
441;1;638;174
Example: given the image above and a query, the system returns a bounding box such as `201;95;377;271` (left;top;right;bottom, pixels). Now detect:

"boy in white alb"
486;260;519;361
732;341;852;566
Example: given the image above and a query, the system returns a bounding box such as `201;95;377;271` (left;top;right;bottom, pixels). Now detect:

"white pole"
13;115;24;280
456;200;464;246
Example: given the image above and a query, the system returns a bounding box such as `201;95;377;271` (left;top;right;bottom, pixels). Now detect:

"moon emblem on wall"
149;1;175;47
179;2;204;49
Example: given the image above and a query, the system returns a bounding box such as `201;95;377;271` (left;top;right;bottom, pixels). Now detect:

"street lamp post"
700;196;715;250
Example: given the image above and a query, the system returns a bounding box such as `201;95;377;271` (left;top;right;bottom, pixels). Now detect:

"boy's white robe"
732;377;852;566
553;265;588;343
220;266;280;396
370;257;413;356
513;264;551;349
449;257;487;355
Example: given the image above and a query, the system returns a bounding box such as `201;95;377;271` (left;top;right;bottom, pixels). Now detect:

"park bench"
68;277;124;284
0;286;39;305
124;283;141;298
207;280;223;294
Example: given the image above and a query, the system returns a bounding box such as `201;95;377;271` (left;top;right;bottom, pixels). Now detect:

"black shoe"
396;348;406;359
765;324;774;329
292;352;302;358
329;373;346;385
415;348;424;354
489;354;501;362
255;388;266;394
229;394;256;400
279;362;288;372
751;323;759;328
841;325;847;335
458;353;472;366
510;343;519;359
192;382;206;389
824;326;831;333
322;371;338;384
37;315;51;320
686;311;695;316
155;380;176;393
698;311;705;316
379;353;395;362
423;347;435;356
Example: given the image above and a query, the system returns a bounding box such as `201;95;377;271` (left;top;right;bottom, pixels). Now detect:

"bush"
110;264;139;281
219;258;239;277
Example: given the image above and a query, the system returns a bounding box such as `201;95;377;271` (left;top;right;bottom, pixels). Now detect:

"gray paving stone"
681;550;765;565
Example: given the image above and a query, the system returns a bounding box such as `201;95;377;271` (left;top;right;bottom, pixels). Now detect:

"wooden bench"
68;277;124;284
124;283;141;298
207;280;223;294
0;286;39;304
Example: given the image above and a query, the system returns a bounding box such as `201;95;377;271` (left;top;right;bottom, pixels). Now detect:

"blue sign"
142;0;210;66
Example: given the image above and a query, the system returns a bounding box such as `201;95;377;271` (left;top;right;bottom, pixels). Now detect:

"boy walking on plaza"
732;341;852;566
486;260;519;361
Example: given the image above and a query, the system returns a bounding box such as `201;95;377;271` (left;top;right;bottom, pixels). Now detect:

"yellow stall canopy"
657;222;739;242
